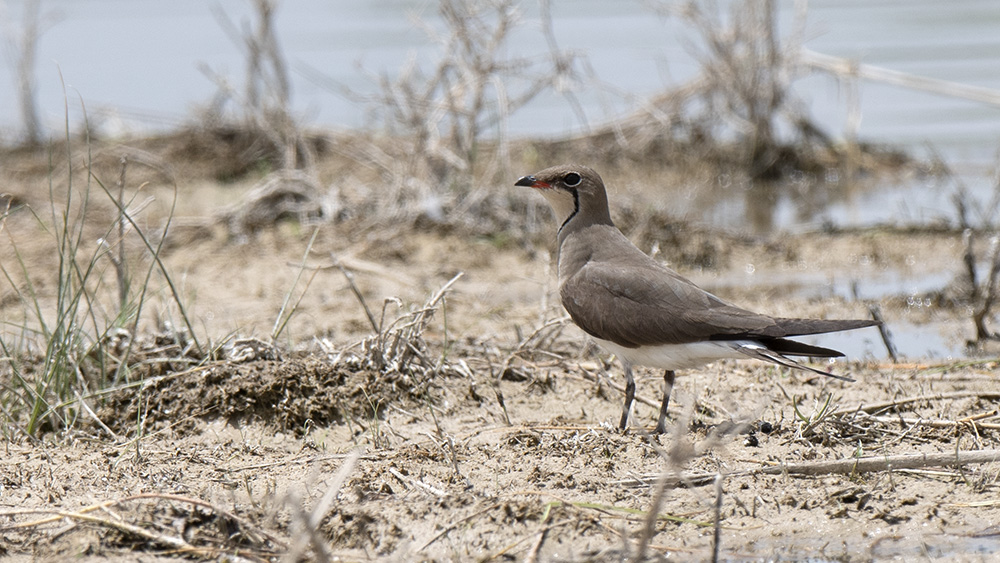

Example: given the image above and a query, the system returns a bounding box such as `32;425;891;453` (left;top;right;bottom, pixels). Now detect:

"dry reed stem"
844;413;1000;432
307;450;360;529
2;495;279;562
619;449;1000;488
523;507;551;563
831;391;1000;417
759;449;1000;476
2;492;288;548
802;49;1000;108
635;470;672;561
711;473;724;563
331;251;378;333
5;0;43;144
388;467;447;497
486;519;573;562
281;452;359;563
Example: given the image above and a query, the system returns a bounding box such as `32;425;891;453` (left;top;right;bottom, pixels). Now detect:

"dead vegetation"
195;0;335;240
200;0;314;174
330;0;594;233
953;179;1000;347
3;352;1000;560
3;165;1000;558
1;0;45;146
146;0;921;240
532;0;912;182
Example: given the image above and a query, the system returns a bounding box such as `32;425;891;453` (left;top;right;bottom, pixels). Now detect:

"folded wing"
561;259;877;354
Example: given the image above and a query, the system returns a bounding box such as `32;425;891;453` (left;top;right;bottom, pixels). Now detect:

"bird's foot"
654;412;671;435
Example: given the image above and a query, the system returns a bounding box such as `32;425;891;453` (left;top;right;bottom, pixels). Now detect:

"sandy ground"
1;140;999;561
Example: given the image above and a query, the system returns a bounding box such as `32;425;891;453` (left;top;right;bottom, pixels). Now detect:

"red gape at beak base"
515;175;551;189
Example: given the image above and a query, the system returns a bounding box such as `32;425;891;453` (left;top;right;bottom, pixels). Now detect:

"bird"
516;164;880;434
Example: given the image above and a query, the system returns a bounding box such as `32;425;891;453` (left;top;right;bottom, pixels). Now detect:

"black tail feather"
759;337;843;358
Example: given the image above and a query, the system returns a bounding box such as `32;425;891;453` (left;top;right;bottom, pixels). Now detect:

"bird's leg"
619;364;635;431
654;370;676;434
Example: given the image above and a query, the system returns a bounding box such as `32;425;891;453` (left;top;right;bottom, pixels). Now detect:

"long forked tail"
736;342;855;382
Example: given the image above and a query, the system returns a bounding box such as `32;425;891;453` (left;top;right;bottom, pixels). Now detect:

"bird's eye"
563;172;582;187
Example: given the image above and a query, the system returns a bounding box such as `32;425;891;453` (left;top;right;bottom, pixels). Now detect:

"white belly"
594;338;752;370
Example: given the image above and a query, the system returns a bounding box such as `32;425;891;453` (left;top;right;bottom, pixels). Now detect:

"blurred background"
4;0;1000;170
4;0;1000;360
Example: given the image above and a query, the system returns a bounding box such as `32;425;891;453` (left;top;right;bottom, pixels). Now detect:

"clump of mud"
99;355;447;436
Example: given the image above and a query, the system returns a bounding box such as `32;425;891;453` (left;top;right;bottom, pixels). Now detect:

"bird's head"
515;164;611;230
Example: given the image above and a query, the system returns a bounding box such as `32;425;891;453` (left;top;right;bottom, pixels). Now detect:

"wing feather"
560;259;876;350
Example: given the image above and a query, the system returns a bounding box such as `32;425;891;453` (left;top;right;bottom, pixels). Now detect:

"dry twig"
2;492;285;561
618;449;1000;488
844;412;1000;432
831;391;1000;417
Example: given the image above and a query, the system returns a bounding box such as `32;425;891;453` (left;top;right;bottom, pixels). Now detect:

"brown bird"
516;164;879;433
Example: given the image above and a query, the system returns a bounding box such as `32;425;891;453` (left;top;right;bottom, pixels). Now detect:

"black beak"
515;175;544;188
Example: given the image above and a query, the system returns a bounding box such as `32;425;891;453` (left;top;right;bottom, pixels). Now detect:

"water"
3;0;999;168
746;531;1000;562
